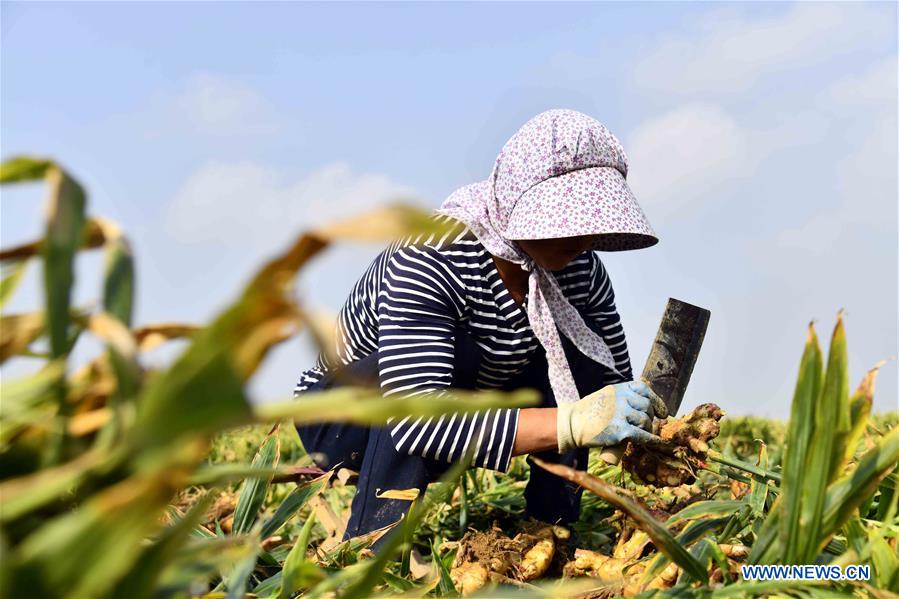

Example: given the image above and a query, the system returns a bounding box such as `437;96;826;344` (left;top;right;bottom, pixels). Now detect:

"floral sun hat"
436;109;657;404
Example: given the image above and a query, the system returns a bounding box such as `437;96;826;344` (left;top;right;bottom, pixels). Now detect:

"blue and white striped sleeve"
377;246;520;472
584;252;633;384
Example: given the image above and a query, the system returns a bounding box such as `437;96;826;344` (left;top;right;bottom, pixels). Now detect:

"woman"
293;109;663;542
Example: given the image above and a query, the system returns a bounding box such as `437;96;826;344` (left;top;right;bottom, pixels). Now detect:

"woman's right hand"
556;381;667;452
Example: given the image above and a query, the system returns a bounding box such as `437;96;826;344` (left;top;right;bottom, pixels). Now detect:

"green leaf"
821;426;899;541
680;538;719;584
794;314;849;563
0;259;29;311
780;323;823;563
133;345;251;458
279;513;321;599
875;466;898;522
532;457;708;583
749;443;770;517
109;492;216;599
101;226;134;327
643;516;731;581
224;541;261;599
0;156;53;184
189;464;288;487
254;570;282;598
844;363;881;464
0;449;106;522
665;500;746;526
41;165;87;361
231;426;281;536
381;571;416;593
712;579;829;597
259;473;329;539
822;316;852;483
9;472;178;599
749;504;782;567
257;386;540;426
0;360;65;421
158;535;257;591
843;516;867;556
868;534;899;590
333;450;475;598
431;537;456;596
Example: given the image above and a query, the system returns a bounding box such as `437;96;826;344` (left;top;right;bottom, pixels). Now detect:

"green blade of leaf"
844;363;882;464
9;471;179;599
749;443;771;516
0;450;106;523
224;540;261;599
665;500;746;526
231;426;281;536
256;386;539;426
749;497;783;565
821;426;899;542
795;314;849;562
41;165;87;361
259;473;330;540
0;360;65;421
875;466;898;522
532;457;708;583
0;259;29;311
780;323;823;563
643;516;731;581
189;464;291;487
0;156;53;184
109;492;217;599
824;315;852;483
279;513;321;599
332;449;475;598
98;219;134;327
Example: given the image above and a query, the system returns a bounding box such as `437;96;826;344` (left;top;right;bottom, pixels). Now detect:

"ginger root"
450;563;489;595
623;403;725;487
516;525;555;581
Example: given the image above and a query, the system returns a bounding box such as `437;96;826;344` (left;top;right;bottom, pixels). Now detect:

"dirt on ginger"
449;524;523;595
623;403;725;487
448;522;570;594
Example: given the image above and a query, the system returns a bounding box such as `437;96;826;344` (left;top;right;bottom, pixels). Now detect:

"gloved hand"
556;381;668;453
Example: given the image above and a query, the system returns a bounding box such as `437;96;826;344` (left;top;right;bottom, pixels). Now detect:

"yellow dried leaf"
0;312;44;362
375;488;421;501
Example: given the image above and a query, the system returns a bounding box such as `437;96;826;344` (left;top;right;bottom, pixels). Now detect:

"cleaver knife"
598;298;711;465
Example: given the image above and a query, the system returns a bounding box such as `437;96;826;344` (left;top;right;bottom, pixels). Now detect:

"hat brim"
503;166;658;252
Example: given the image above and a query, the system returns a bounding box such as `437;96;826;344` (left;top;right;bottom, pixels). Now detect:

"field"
182;412;897;597
1;158;897;598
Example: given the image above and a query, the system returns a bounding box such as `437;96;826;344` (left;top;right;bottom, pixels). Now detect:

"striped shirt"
293;217;632;472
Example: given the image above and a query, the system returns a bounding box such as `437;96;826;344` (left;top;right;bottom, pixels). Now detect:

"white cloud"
633;3;892;96
177;72;275;136
142;72;278;139
166;160;421;248
829;57;898;231
829;56;898;107
626;103;754;221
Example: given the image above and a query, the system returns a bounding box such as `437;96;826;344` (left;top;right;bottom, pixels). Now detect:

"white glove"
556;381;667;453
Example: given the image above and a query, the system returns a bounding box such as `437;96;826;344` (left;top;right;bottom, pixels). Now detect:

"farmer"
292;108;663;542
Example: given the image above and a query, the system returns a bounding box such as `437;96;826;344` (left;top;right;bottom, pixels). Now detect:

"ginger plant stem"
706;450;782;484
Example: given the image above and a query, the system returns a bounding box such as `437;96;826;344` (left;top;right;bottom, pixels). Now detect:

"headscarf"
436;109;657;404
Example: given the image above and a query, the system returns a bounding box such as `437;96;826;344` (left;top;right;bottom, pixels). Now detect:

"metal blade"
640;298;711;418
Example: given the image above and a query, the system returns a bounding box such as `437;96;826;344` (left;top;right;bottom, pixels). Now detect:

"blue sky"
2;2;897;417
